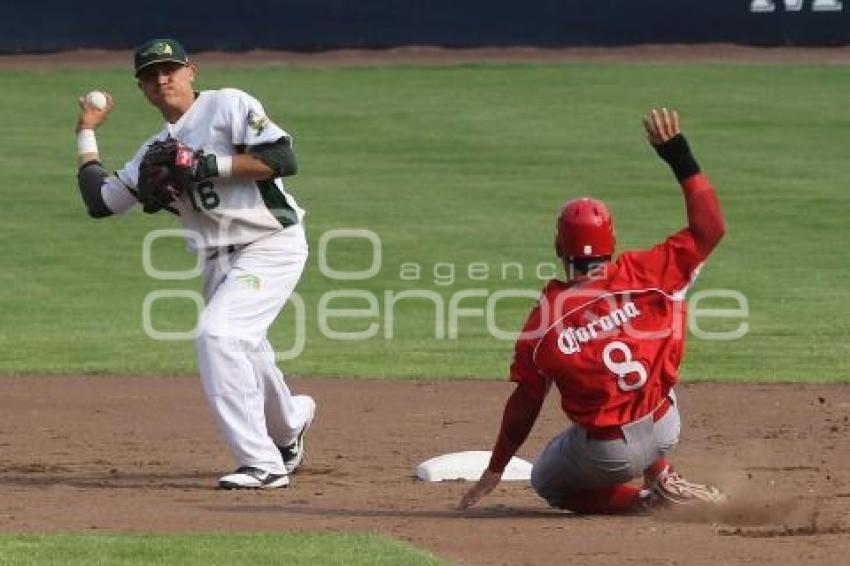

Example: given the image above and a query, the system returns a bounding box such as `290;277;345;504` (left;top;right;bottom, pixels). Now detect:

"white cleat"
279;396;316;474
218;466;290;490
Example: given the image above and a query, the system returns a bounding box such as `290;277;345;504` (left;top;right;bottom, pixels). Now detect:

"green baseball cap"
133;38;190;76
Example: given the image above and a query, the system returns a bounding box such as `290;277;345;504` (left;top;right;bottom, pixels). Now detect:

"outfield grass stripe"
1;64;847;380
0;532;445;566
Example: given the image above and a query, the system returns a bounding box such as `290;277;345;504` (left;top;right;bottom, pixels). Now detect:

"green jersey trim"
257;180;299;228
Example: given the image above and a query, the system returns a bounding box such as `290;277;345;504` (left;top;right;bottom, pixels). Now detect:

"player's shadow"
204;504;576;520
0;471;219;490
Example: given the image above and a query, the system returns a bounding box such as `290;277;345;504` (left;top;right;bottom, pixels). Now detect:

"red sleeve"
616;173;724;295
488;297;551;473
487;382;545;474
682;173;725;258
509;299;550;400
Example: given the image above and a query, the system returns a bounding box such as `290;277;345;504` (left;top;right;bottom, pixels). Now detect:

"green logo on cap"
143;41;173;57
247;110;269;135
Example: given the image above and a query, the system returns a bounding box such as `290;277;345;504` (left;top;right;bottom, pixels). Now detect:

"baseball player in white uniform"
74;38;315;489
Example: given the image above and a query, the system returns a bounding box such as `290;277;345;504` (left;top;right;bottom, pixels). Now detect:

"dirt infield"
1;376;847;565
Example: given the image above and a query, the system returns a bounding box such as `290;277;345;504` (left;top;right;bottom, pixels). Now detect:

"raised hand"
643;107;680;147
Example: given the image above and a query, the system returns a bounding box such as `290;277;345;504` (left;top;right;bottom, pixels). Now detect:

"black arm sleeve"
248;137;298;178
77;160;113;218
654;134;701;182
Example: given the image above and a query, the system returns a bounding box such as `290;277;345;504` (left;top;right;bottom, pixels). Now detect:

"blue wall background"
1;1;848;53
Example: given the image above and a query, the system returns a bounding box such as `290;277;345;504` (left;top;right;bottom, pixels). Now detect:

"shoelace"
660;473;724;502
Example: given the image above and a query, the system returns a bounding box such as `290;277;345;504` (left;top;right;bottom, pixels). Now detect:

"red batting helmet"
555;198;616;259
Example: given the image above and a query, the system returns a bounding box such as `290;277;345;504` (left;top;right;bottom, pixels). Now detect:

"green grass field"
0;63;847;380
0;532;442;565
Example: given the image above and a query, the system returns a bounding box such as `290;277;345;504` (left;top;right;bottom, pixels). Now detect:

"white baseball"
85;90;108;111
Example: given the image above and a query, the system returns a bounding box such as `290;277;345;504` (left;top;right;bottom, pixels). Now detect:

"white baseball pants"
196;226;313;473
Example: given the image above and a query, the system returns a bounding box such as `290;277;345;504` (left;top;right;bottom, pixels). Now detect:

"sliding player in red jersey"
459;108;726;513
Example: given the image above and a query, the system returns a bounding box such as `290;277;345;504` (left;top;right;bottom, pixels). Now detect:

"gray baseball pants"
531;392;680;507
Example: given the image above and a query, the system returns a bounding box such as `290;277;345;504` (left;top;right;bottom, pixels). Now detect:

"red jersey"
510;228;706;430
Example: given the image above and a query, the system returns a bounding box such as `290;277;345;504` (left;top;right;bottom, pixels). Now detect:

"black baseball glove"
137;138;196;213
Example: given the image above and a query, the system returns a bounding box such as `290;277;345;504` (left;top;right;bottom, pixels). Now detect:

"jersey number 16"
188;181;221;211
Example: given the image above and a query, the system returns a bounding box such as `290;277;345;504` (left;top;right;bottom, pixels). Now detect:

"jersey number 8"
602;341;648;392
